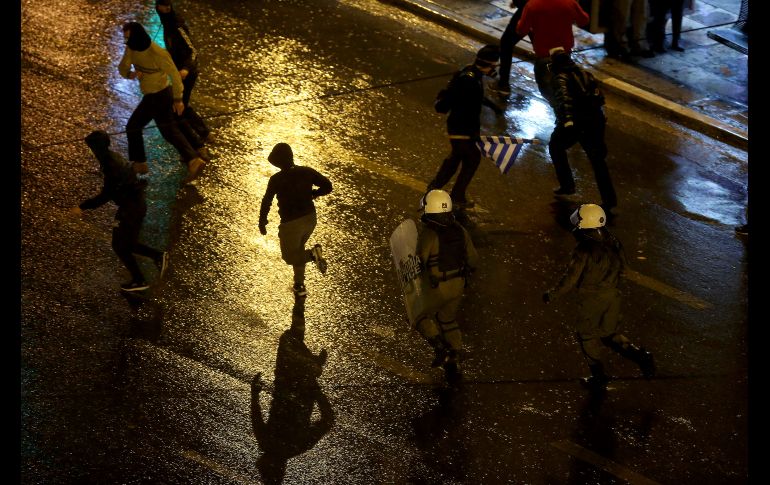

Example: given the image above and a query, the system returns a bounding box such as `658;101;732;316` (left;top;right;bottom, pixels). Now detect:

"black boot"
607;339;657;379
632;347;656;379
443;350;462;386
429;338;449;368
580;363;609;392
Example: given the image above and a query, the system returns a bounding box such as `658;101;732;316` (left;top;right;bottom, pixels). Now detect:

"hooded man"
69;130;169;292
155;0;211;147
258;143;333;298
428;44;504;210
119;21;206;184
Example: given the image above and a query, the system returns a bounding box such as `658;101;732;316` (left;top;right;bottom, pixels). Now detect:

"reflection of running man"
258;143;332;298
250;302;334;485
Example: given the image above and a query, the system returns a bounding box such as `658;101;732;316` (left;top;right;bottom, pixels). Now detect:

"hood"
124;22;151;51
267;143;295;170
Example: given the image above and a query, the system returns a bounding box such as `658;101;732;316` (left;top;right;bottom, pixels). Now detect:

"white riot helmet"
570;203;606;229
420;190;453;214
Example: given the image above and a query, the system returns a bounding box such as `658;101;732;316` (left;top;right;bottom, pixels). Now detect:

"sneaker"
311;244;327;275
197;146;211;161
292;283;308;297
735;224;748;236
121;280;150;292
155;251;169;279
553;186;576;196
183;157;206;185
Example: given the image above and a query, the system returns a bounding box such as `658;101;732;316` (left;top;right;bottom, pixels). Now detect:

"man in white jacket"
119;21;205;183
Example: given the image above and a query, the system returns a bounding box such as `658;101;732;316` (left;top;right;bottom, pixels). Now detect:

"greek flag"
476;136;538;175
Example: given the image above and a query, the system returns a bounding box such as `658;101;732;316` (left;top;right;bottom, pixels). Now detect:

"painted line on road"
180;449;253;485
355;344;434;385
551;440;662;485
624;269;712;310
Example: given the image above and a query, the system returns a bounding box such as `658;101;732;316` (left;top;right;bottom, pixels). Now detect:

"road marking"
551;440;662;485
180;449;253;485
624;269;712;310
355;344;434;385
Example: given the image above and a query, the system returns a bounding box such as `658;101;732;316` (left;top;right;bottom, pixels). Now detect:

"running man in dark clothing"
258;143;333;298
69;130;168;292
155;0;211;149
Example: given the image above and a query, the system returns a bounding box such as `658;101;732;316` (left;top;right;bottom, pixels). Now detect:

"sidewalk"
382;0;748;150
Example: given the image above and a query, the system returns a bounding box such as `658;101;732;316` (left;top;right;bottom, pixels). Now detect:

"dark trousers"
647;0;685;49
126;86;199;164
428;138;481;205
498;8;526;88
176;70;210;147
548;118;617;208
534;57;555;108
112;204;162;283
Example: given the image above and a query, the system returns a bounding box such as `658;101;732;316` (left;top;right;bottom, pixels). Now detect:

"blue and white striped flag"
476;136;538;175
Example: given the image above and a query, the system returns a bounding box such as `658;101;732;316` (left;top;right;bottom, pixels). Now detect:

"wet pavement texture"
21;0;748;483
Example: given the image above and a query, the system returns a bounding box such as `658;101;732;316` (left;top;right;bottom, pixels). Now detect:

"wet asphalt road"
21;0;749;483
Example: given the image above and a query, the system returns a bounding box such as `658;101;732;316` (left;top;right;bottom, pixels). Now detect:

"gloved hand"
258;224;267;236
542;291;551;304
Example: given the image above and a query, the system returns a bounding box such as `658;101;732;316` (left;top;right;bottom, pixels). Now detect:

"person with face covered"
154;0;211;149
258;143;333;298
118;21;206;184
428;44;504;210
69;130;169;292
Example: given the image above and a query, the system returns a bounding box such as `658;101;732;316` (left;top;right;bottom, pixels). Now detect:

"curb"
381;0;748;150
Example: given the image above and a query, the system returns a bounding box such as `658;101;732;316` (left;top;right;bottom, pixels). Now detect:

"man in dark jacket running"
69;130;168;292
155;0;211;149
259;143;333;298
543;203;655;392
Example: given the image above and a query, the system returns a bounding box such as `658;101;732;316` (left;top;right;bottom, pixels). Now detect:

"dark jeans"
534;57;554;108
427;137;481;205
647;0;684;49
176;69;210;147
126;86;199;164
112;202;162;283
548;117;617;208
498;8;526;88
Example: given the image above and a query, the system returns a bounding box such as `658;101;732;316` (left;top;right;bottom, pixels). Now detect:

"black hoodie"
156;5;198;73
124;22;151;52
80;131;145;217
